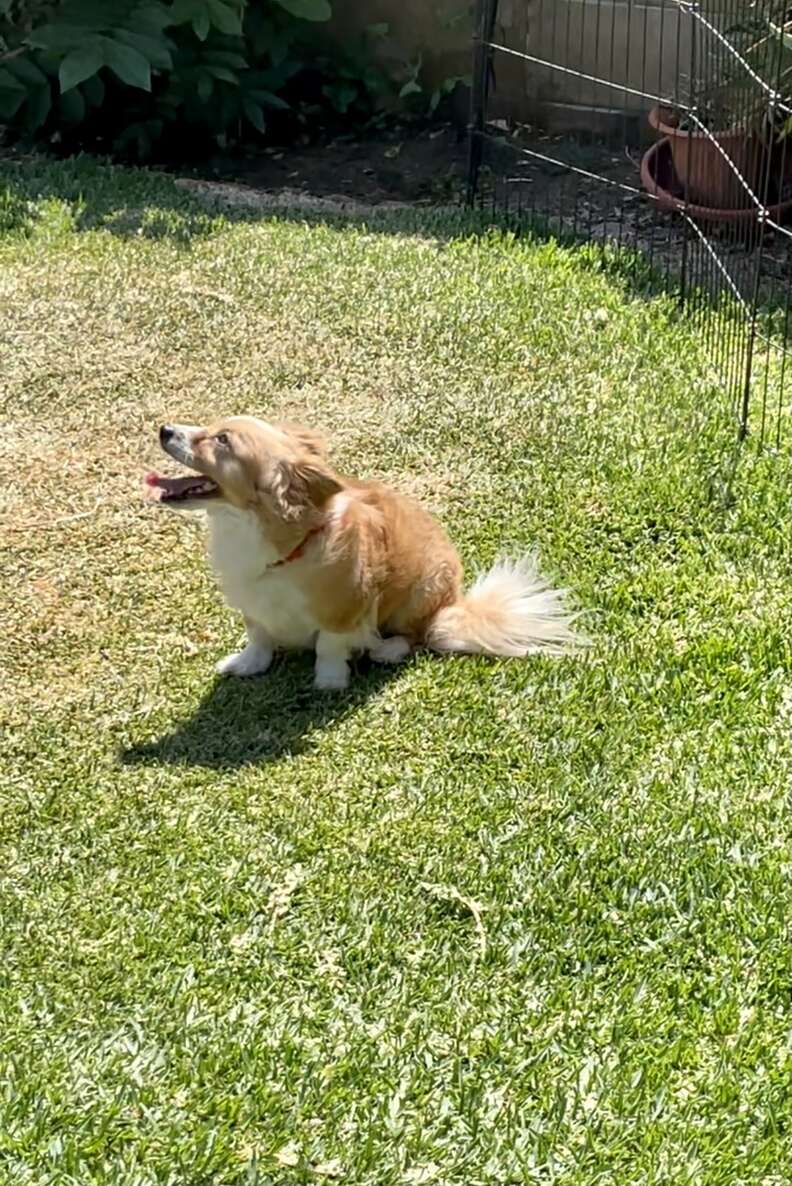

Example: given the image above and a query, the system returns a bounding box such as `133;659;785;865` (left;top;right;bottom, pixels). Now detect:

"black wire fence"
467;0;792;448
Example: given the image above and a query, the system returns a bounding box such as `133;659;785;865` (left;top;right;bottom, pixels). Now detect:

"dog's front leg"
314;630;357;691
216;617;274;677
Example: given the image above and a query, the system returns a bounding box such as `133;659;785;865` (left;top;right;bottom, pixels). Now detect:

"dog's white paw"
216;644;273;677
314;659;350;691
370;635;411;664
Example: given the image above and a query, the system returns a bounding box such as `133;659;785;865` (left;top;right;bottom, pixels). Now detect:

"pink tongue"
143;471;202;499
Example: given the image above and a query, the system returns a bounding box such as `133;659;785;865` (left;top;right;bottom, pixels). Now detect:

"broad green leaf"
167;0;194;21
168;0;208;30
134;5;173;33
27;23;83;53
206;0;243;35
203;51;249;69
59;86;85;123
5;56;50;87
192;8;211;40
0;67;26;92
323;80;357;113
115;29;174;71
250;59;299;89
24;83;51;130
249;88;289;110
104;39;152;90
272;0;332;22
269;36;291;68
59;45;104;93
243;99;266;133
205;65;240;84
399;79;422;98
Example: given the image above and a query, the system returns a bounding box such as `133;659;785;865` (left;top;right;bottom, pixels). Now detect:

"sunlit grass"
2;156;792;1186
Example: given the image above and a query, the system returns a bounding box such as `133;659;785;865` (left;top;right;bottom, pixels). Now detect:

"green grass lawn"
2;156;792;1186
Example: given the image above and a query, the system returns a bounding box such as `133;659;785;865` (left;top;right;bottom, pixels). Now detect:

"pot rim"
641;137;792;221
648;103;752;142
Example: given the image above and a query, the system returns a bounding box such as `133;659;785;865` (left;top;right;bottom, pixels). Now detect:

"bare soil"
181;123;470;206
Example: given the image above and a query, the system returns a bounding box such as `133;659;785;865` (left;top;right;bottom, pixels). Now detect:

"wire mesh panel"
467;0;792;448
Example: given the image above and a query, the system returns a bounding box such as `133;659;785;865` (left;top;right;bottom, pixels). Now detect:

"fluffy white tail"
426;555;582;658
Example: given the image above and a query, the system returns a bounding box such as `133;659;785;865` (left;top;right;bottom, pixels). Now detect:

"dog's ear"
274;422;327;459
272;456;341;518
294;458;342;507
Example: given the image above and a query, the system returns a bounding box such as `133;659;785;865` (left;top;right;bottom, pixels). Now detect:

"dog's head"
145;416;341;517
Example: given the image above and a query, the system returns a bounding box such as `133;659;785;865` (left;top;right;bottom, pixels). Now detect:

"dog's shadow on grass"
120;654;400;770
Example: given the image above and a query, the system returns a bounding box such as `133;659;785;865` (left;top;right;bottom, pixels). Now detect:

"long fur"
425;555;580;658
150;416;584;690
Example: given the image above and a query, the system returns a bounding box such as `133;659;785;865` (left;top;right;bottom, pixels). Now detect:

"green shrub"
0;0;391;159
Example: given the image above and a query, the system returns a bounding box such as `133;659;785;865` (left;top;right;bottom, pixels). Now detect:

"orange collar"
273;523;326;567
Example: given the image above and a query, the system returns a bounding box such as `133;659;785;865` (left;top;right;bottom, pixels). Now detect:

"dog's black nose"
159;424;175;446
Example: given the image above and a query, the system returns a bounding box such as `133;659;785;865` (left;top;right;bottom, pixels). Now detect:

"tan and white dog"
146;416;581;690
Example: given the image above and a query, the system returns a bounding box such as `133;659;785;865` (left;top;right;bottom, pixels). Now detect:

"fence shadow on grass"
2;149;790;319
2;150;781;478
0;150;713;310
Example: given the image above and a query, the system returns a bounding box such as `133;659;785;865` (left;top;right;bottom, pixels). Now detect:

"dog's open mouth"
144;471;220;503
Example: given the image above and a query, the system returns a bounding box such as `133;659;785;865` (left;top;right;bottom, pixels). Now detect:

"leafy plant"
390;53;469;117
672;1;792;140
0;0;59;45
741;9;792;141
310;23;390;117
0;0;393;158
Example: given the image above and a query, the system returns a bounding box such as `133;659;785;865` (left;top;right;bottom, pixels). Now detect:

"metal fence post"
466;0;499;207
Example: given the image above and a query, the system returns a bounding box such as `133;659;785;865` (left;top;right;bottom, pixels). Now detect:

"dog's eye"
215;432;230;447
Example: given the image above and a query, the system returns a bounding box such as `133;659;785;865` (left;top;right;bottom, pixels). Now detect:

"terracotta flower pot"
640;137;792;226
648;104;761;210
